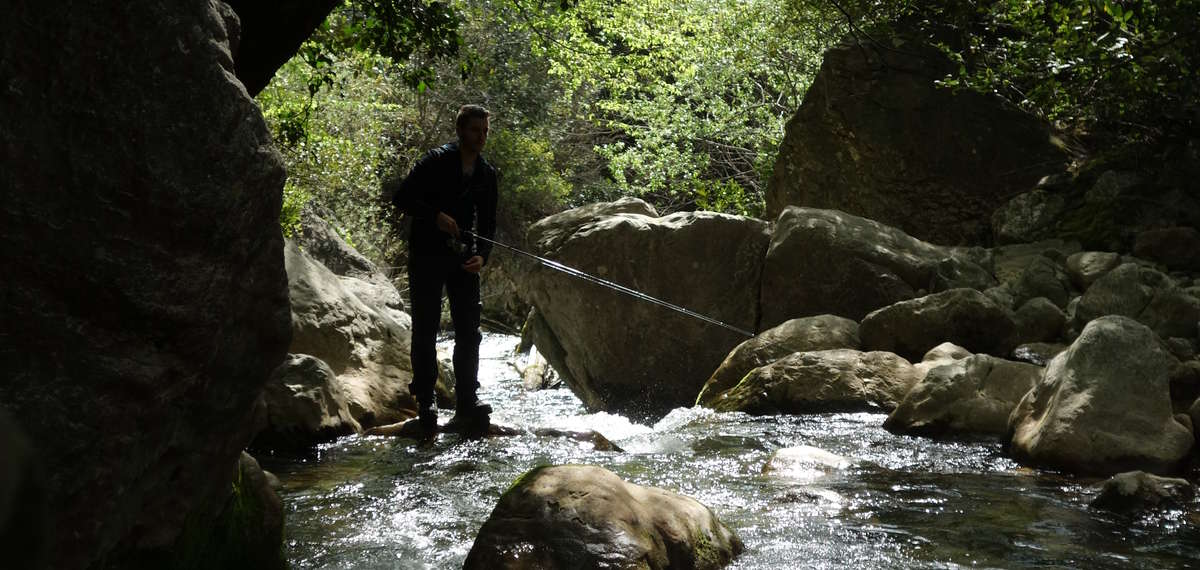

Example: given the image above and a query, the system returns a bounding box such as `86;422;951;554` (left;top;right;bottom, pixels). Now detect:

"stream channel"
262;334;1200;569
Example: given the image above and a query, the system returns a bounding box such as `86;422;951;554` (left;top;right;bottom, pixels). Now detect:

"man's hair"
455;104;490;130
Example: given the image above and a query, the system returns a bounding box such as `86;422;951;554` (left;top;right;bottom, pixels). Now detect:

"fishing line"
462;230;755;338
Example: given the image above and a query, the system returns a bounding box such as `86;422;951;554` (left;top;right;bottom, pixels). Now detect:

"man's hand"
436;212;460;237
462;255;484;274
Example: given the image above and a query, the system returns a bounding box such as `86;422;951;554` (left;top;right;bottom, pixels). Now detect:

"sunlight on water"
263;334;1200;570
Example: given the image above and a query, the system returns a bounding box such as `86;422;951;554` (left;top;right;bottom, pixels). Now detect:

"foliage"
257;48;409;263
512;0;849;215
899;0;1200;146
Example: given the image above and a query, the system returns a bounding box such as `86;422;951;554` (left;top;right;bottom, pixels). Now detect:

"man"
389;104;498;438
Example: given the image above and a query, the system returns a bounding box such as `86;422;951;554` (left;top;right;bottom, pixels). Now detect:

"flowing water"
262;334;1200;569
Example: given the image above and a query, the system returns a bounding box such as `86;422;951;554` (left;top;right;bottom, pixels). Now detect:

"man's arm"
388;152;439;220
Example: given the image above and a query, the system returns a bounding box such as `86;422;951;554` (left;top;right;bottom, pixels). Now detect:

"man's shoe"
446;403;491;438
417;408;439;443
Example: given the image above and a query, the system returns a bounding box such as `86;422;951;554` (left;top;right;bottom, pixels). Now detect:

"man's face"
458;117;489;155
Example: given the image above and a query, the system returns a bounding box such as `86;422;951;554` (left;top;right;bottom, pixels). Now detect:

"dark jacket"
389;142;498;263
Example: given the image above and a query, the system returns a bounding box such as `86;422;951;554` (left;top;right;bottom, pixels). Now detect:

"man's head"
455;104;490;156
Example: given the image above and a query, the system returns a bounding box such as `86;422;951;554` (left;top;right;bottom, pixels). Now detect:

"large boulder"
760;207;994;328
859;288;1018;361
255;354;363;450
284;240;416;428
1007;316;1193;475
523;199;769;419
1073;262;1200;340
465;465;743;569
705;349;920;415
766;39;1067;245
0;3;290;569
885;354;1042;438
695;315;860;406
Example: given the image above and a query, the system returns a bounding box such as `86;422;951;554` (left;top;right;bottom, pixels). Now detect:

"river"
261;334;1200;569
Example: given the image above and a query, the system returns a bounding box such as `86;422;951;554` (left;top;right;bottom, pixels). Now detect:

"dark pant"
408;255;482;412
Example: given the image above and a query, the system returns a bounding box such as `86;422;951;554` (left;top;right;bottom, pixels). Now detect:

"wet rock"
1134;227;1200;272
523;199;768;420
285;239;416;428
1091;471;1193;512
531;428;623;452
760;207;994;327
766;38;1066;245
860;289;1018;361
1013;297;1067;344
1073;263;1200;340
885;355;1042;438
762;446;853;481
365;418;521;439
1066;251;1122;290
465;465;743;569
1007;316;1193;476
706;349;920;415
255;354;362;450
696;315;861;406
1012;342;1067;366
1;3;291;567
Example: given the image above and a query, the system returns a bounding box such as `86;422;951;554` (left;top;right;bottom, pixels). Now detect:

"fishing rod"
460;230;755;338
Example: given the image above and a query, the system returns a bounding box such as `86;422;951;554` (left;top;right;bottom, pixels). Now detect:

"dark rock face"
0;2;290;569
766;39;1067;245
0;412;49;570
226;0;341;96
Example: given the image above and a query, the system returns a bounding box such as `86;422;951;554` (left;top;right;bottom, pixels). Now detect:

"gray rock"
1008;316;1193;476
1066;251;1122;290
912;342;974;379
760;207;995;327
766;38;1066;245
992;240;1081;287
860;289;1018;361
885;355;1042;438
706;349;920;414
1091;471;1193;512
464;465;743;569
993;190;1072;245
1013;297;1067;344
256;354;362;450
1010;257;1074;308
1074;263;1200;339
1134;227;1200;271
285;240;416;428
523;199;769;420
0;3;290;568
696;315;860;406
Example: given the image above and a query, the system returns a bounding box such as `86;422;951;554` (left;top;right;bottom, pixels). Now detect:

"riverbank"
261;334;1200;569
